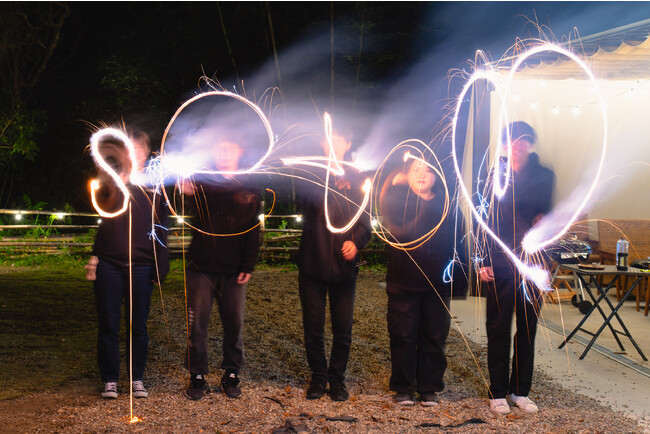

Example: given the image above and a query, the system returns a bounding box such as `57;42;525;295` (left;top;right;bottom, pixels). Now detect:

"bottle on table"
616;237;629;271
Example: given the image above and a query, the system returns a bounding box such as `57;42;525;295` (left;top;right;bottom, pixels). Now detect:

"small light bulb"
15;213;22;221
258;214;265;221
296;215;302;223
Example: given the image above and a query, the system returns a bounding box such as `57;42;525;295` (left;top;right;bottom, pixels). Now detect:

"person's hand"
237;272;251;284
341;240;358;261
335;177;351;190
391;172;408;186
478;266;494;282
84;256;98;281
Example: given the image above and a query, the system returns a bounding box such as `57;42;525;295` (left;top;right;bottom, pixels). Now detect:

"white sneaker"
489;398;510;414
102;382;118;399
509;394;538;413
132;380;148;398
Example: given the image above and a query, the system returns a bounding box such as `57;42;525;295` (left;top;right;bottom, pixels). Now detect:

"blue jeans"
94;259;154;382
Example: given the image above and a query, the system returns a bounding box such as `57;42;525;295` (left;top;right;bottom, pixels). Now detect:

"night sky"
2;1;650;212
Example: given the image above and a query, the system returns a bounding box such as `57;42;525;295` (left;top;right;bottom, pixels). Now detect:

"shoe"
329;381;349;401
306;378;327;400
221;371;242;399
101;382;118;399
395;393;415;405
185;374;208;401
419;392;439;407
509;394;539;413
489;398;511;414
132;380;148;398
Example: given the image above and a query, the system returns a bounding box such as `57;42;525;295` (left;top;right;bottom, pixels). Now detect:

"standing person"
183;140;261;401
478;121;554;414
297;130;372;402
381;158;457;406
86;130;169;399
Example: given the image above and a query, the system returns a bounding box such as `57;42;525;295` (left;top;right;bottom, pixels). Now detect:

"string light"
15;213;22;221
295;215;302;223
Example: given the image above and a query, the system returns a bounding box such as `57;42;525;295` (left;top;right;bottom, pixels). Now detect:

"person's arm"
240;192;262;275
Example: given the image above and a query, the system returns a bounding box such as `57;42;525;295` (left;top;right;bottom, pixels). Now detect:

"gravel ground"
0;269;642;432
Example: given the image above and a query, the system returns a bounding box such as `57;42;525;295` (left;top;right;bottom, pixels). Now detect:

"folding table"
557;264;648;361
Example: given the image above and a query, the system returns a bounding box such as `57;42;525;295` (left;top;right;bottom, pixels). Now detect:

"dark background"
1;1;648;212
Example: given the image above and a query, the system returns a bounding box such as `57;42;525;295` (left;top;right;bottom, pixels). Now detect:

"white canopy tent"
463;19;650;243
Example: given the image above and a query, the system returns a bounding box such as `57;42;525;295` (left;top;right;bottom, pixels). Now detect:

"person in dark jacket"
381;158;456;406
478;121;555;414
86;130;169;399
183;140;261;401
297;130;372;402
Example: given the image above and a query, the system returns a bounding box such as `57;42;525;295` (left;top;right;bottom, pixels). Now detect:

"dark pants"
387;289;451;394
486;272;543;398
94;259;154;382
185;268;246;375
298;272;356;383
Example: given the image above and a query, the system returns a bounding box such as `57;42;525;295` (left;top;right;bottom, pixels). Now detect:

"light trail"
451;42;608;290
370;140;450;251
89;128;136;218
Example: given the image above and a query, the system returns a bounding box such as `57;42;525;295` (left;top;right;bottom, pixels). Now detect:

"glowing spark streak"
148;224;168;248
451;68;551;289
158;90;275;228
89;128;136;218
504;44;608;253
452;43;607;288
443;257;456;284
159;90;275;177
319;113;372;233
371;140;450;251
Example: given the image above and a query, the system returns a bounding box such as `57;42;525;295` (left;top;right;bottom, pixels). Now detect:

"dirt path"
0;269;642;432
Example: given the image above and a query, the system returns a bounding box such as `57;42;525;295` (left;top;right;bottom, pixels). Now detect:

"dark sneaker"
306;378;327;400
221;372;242;399
132;380;148;398
185;374;208;401
420;392;438;407
102;381;118;399
395;392;415;405
329;381;349;402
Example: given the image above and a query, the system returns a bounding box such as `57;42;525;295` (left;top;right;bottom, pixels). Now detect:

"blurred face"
407;160;435;196
321;132;351;162
504;138;532;171
213;141;243;172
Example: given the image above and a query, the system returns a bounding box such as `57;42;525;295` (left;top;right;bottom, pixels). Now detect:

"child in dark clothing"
182;140;261;401
86;130;169;399
381;158;455;406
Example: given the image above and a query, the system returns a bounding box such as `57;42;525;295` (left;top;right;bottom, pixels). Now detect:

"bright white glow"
371;218;378;228
258;214;265;221
296;215;302;223
176;217;185;224
15;213;22;221
89;128;135;218
97;219;102;224
55;213;64;220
